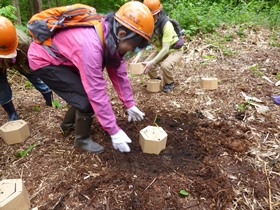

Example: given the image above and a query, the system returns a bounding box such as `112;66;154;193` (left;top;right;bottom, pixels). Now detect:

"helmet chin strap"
155;12;163;28
113;19;138;42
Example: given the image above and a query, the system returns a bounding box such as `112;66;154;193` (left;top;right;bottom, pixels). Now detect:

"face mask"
0;57;16;63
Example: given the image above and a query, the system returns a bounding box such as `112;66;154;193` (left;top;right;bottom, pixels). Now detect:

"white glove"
111;130;132;152
142;60;154;73
132;49;144;63
127;106;145;122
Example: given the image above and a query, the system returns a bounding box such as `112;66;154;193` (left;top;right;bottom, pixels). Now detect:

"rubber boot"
74;110;105;153
42;91;53;106
60;105;76;136
1;101;20;121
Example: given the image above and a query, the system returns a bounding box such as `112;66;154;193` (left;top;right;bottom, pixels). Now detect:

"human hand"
127;106;145;122
142;60;154;73
110;130;132;152
131;55;141;64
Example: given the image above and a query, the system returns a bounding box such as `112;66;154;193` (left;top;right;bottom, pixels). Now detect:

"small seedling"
25;81;35;89
16;144;36;158
224;33;234;41
204;54;216;60
52;99;62;108
33;105;41;111
268;31;280;47
153;114;159;127
249;65;264;77
179;189;189;196
236;100;252;112
139;74;145;85
276;72;280;80
236;27;246;38
237;103;246;112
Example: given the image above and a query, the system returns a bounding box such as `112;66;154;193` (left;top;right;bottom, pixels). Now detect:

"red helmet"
114;1;154;41
143;0;163;15
0;16;18;58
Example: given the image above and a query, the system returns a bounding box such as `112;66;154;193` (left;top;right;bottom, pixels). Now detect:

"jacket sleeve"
106;59;136;109
77;29;121;136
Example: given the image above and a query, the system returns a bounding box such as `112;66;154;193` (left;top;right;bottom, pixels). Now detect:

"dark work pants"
0;69;51;105
33;65;93;113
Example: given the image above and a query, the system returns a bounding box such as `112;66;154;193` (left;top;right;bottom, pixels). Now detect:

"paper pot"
139;126;167;155
0;120;30;145
128;63;144;74
201;77;218;90
0;179;30;210
147;79;161;92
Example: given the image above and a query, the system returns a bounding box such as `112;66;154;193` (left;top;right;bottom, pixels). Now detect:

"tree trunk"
11;0;22;25
33;0;43;14
27;0;33;18
47;0;52;8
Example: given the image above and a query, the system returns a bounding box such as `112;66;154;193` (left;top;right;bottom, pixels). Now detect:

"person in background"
27;2;154;153
132;0;184;93
0;16;53;121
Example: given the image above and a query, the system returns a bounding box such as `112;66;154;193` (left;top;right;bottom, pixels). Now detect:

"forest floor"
0;25;280;210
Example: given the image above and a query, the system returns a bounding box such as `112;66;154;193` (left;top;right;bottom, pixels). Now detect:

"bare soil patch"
0;26;280;210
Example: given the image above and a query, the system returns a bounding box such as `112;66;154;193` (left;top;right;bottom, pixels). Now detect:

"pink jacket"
28;21;135;135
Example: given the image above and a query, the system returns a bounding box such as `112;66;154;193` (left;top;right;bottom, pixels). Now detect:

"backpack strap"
44;23;105;60
159;16;169;31
43;44;67;60
94;21;105;47
158;15;168;36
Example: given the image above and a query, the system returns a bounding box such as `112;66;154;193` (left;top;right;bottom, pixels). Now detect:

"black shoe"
8;112;20;121
60;123;75;137
163;83;175;93
42;91;53;107
2;101;20;121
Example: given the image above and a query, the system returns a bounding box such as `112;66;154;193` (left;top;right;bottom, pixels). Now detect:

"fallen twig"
264;163;272;210
144;177;157;191
52;190;71;210
30;185;47;200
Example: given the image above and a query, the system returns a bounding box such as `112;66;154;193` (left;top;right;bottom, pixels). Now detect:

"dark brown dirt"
0;26;280;210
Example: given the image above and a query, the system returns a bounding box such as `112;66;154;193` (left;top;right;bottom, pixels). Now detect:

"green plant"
268;30;280;47
222;48;235;56
204;54;216;60
236;100;253;112
0;5;17;22
276;72;280;79
179;189;189;196
16;144;36;158
139;74;145;85
25;81;34;89
204;32;236;56
33;105;41;111
224;33;234;41
52;99;62;108
153;114;159;127
237;103;247;112
163;0;280;37
249;64;264;77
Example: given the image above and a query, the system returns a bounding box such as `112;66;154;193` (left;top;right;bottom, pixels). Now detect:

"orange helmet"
0;16;18;58
114;1;154;41
143;0;162;15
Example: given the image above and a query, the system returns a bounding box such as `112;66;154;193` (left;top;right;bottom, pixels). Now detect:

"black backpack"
158;15;185;49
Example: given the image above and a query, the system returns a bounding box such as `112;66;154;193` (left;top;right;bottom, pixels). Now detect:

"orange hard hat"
114;1;154;41
0;16;18;58
143;0;163;15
